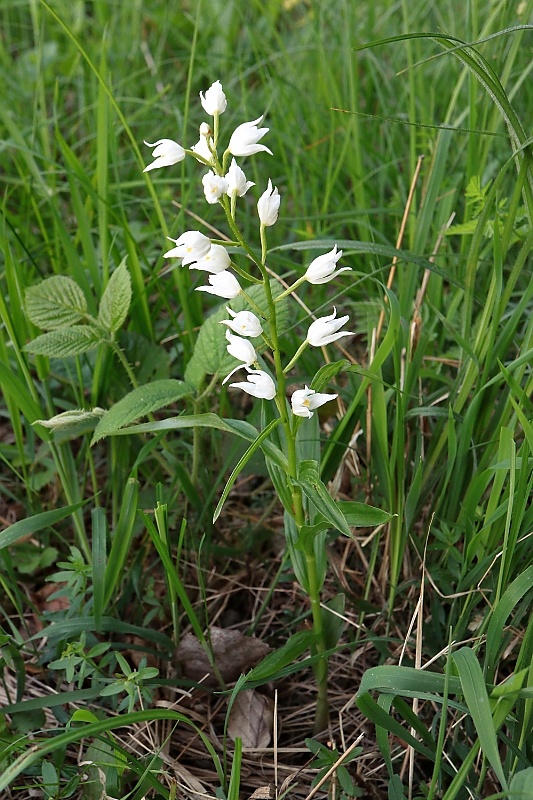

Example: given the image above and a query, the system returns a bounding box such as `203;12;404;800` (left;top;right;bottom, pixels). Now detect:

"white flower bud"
307;308;354;347
257;179;280;227
199;80;227;116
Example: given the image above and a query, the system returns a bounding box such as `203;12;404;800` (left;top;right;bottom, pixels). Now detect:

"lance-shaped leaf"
295;459;351;538
91;379;193;444
98;259;132;333
25;275;88;330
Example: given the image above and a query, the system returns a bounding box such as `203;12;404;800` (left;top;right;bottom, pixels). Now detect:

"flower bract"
229;369;276;400
225;158;254;197
195;270;241;299
291;386;338;418
202;170;228;204
200;80;227;116
143;139;185;172
228;115;272;157
220;308;263;337
307;307;354;347
257;179;280;227
304;245;351;284
192;244;230;273
163;231;211;266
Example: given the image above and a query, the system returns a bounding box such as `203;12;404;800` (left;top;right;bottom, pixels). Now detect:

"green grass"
1;0;533;798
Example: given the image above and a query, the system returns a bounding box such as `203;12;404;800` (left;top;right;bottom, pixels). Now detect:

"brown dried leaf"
176;627;270;684
227;689;274;748
248;787;275;800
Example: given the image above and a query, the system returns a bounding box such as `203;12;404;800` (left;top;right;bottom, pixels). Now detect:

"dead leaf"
248;787;275;799
176;627;270;684
227;689;274;748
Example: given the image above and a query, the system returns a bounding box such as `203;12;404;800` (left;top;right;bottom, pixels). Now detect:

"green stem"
306;550;330;733
258;224;329;731
109;340;139;389
275;276;306;302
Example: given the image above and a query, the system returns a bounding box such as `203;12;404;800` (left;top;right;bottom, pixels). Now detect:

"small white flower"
220;307;263;337
228;115;272;157
230;369;276;400
304;245;351;284
222;330;257;384
195;270;241;299
199;121;211;137
202;170;228;204
163;231;212;266
193;244;231;273
257;179;280;227
291;386;338;418
200;80;227;116
307;308;354;347
143;139;185;172
225;158;255;198
191;136;212;164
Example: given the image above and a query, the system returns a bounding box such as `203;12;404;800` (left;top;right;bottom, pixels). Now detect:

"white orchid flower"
202;170;228;204
163;231;211;266
307;308;354;347
222;331;258;384
195;270;241;299
192;244;230;273
220;307;263;337
200;80;227;116
228;115;272;157
257;179;280;227
191;135;212;164
225;158;255;198
229;369;276;400
304;245;351;284
143;139;185;172
291;386;338;418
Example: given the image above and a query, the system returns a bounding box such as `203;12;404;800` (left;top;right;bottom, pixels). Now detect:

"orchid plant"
141;80;390;732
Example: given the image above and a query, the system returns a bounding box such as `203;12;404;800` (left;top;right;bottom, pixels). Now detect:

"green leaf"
34;408;105;431
0;504;84;551
296;459;352;538
25;326;101;358
310;359;350;393
247;631;316;682
98;259;132;333
509;768;533;800
453;647;508;791
91;379;193;444
485;565;533;682
213;418;282;522
25;275;88;330
101;413;289;471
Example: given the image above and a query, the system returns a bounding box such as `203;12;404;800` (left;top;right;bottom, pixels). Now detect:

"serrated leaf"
25;326;101;357
91;379;193;444
98;260;132;333
25;275;88;330
188;280;289;378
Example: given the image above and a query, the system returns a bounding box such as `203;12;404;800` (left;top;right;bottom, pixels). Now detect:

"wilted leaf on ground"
176;627;271;684
227;689;274;748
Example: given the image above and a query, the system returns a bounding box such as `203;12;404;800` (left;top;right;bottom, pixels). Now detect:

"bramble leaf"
25;275;88;330
98;260;132;333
